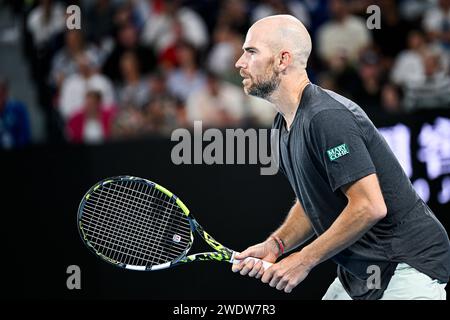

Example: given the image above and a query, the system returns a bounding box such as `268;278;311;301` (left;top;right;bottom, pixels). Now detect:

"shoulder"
302;84;351;121
302;85;370;134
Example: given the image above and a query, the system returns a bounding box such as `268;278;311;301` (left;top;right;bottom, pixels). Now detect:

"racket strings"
95;183;192;232
83;182;189;266
104;181;189;264
80;180;191;267
82;182;169;265
83;191;191;242
81;209;187;258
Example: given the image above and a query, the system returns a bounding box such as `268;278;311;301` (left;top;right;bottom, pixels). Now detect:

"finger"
248;260;263;277
255;267;265;279
276;278;288;291
231;262;241;273
239;259;255;276
232;258;247;273
284;280;299;293
235;248;255;260
261;267;274;283
269;272;282;288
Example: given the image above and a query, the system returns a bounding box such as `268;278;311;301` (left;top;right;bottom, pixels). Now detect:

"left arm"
261;173;387;293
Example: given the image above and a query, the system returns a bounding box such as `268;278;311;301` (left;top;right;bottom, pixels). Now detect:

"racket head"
77;176;194;271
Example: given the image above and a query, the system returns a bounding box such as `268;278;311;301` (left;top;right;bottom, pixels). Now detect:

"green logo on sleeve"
327;143;349;161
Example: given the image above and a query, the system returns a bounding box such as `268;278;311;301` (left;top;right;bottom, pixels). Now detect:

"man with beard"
232;15;450;300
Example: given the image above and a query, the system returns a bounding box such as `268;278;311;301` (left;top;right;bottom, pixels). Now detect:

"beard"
246;68;281;100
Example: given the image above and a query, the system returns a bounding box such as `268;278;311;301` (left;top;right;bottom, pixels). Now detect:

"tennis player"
232;15;450;300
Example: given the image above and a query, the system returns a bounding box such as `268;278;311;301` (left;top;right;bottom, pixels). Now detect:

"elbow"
366;201;387;221
355;200;387;222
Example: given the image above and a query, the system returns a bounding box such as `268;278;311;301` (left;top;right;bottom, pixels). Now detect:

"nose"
235;53;246;70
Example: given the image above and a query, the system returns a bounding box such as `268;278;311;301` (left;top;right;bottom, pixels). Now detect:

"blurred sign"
378;117;450;205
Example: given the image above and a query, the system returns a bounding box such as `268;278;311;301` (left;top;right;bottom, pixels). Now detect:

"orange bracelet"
271;236;285;256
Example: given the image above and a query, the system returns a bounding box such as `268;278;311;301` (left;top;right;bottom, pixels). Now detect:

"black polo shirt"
273;83;450;299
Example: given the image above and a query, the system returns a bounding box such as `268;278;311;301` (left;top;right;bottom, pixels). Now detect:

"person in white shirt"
186;71;246;128
390;30;427;87
59;54;115;120
316;0;371;65
26;0;65;49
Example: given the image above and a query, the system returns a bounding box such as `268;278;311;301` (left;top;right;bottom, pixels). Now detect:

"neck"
269;71;310;130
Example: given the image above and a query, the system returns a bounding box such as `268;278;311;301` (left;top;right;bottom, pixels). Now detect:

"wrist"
268;235;285;257
299;246;320;270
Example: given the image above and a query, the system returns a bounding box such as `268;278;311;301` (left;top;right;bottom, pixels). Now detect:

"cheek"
248;61;264;78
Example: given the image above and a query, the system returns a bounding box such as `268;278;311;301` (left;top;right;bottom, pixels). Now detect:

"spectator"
380;83;402;115
215;0;251;36
102;23;156;83
66;90;116;144
371;0;414;61
353;49;384;119
390;30;427;87
422;0;450;50
59;53;115;120
26;0;65;50
0;78;31;149
403;47;450;111
26;0;66;125
186;70;246;128
206;25;244;81
111;105;145;140
316;0;372;65
117;51;149;109
166;41;206;102
83;0;116;45
50;30;100;90
111;70;177;140
142;96;179;135
140;0;209;54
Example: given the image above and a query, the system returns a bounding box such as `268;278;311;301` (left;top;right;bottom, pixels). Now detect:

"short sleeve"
308;110;376;192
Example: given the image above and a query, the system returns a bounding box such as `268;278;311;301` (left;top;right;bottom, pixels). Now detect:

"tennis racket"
77;176;272;271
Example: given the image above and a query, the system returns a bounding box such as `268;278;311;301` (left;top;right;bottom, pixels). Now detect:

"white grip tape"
231;252;273;270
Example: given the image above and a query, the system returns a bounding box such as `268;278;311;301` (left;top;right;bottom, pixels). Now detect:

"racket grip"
232;255;273;270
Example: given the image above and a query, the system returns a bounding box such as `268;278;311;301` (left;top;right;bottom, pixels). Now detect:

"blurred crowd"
1;0;450;149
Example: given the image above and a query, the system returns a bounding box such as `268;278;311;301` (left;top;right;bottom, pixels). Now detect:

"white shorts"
322;263;447;300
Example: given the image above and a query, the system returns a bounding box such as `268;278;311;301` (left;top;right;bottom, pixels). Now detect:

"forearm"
269;199;314;253
300;203;383;268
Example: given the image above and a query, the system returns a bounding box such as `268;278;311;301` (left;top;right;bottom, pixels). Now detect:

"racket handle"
232;254;273;271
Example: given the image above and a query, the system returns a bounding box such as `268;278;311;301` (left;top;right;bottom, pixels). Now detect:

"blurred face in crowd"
235;24;281;99
408;31;425;50
149;75;167;95
330;0;347;21
381;84;400;113
119;24;138;48
120;52;140;80
176;43;197;68
76;54;93;77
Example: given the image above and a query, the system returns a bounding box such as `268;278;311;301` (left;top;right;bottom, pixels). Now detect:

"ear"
277;51;291;72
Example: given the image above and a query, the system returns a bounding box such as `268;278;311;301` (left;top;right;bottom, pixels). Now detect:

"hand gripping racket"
77;176;273;271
